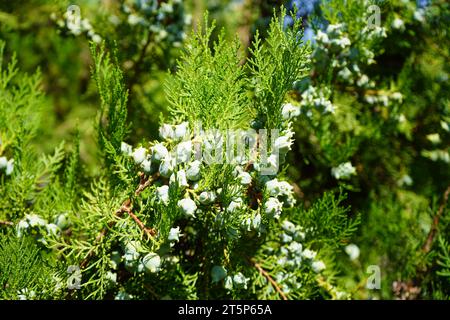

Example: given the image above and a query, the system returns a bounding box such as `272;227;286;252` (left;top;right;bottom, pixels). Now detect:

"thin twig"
243;133;260;172
252;259;288;300
135;172;157;196
0;220;13;226
121;205;156;238
422;185;450;253
80;173;157;269
144;283;160;299
392;185;450;299
290;181;304;199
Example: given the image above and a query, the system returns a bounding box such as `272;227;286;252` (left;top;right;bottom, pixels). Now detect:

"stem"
122;206;156;238
395;185;450;299
252;259;288;300
144;283;160;299
135;172;158;196
0;220;13;226
422;185;450;253
80;172;158;269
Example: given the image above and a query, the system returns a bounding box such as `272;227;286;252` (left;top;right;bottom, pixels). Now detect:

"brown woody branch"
394;185;450;299
422;185;450;253
120;205;156;238
252;259;288;300
80;172;158;269
0;220;13;226
135;172;157;196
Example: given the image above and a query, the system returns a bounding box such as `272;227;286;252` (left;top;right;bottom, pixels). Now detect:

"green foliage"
437;237;450;280
248;8;311;130
166;15;253;130
92;43;128;155
0;235;62;299
0;40;42;153
250;192;360;300
295;191;360;248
